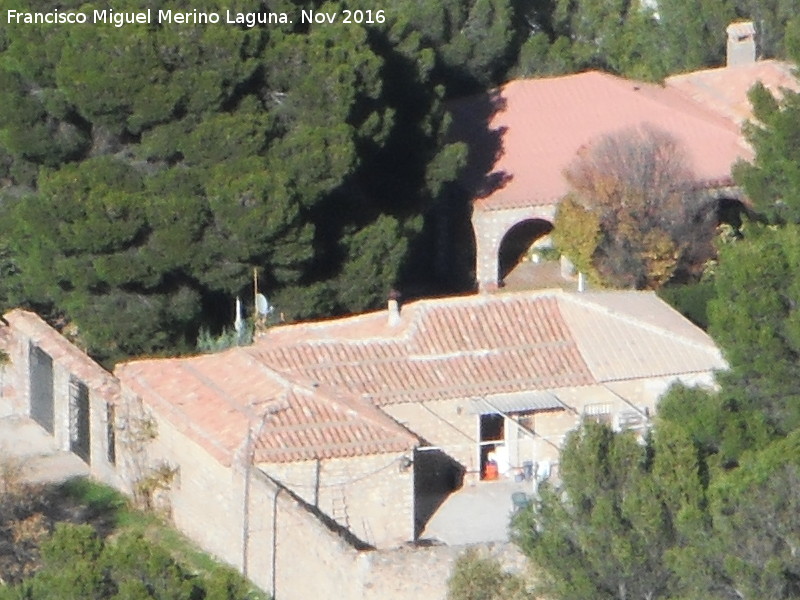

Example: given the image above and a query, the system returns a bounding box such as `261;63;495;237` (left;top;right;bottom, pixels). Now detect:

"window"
583;402;612;426
617;408;649;431
68;378;90;464
106;403;116;465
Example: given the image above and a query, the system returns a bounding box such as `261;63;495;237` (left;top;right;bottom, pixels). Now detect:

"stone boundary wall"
262;453;415;548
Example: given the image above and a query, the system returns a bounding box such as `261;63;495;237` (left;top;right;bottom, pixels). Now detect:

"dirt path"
0;415;88;484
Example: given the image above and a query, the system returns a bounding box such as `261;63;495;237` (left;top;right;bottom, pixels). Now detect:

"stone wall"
145;410;495;600
261;453;414;548
0;311;121;489
384;398;479;474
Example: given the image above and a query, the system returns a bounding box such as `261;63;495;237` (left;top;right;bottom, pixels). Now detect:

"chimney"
387;290;401;327
726;21;756;67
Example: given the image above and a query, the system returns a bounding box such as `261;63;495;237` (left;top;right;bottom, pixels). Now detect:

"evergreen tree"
707;225;800;438
0;0;471;360
734;80;800;224
512;422;705;600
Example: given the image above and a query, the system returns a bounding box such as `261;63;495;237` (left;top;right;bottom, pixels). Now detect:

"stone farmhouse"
452;21;798;290
0;289;725;599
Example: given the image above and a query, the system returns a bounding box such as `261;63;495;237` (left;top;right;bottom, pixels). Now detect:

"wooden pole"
253;267;258;306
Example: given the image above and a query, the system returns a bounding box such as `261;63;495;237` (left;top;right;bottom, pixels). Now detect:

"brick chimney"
726;21;756;67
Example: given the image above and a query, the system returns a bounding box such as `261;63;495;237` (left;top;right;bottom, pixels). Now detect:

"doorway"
29;345;54;434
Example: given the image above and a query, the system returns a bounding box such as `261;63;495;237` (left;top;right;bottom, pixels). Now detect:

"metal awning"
467;391;565;415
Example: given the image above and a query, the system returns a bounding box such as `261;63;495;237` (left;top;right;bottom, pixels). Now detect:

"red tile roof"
116;290;724;468
250;290;724;405
116;348;418;466
249;294;593;405
452;71;752;212
666;60;799;125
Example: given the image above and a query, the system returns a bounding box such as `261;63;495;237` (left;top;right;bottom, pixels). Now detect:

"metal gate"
29;344;54;434
69;378;91;464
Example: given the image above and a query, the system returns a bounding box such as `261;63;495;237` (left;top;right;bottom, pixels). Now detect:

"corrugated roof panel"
468;391;565;415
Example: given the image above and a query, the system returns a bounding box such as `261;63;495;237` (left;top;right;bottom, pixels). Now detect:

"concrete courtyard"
0;415;88;484
421;478;536;545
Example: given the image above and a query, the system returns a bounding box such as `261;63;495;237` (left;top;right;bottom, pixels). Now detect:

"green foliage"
708;225;800;438
734;83;800;225
513;0;795;81
0;0;480;362
447;549;527;600
27;524;106;600
706;431;800;599
3;521;257;600
658;279;716;330
512;422;706;600
196;326;253;354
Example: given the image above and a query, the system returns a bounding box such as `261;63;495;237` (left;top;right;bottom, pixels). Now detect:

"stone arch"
498;219;554;281
471;205;556;291
699;185;747;219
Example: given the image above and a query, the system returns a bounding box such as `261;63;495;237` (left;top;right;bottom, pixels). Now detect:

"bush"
447;549;527;600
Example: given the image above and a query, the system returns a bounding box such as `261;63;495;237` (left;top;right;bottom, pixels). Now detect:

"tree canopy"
0;0;515;361
553;126;716;289
512;421;705;600
515;0;797;81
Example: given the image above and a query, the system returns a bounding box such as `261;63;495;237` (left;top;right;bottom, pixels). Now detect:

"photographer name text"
7;8;386;27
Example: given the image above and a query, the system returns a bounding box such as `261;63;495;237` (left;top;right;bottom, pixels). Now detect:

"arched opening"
716;197;749;231
498;219;554;283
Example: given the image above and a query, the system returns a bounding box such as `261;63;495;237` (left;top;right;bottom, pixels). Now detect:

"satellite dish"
255;293;272;316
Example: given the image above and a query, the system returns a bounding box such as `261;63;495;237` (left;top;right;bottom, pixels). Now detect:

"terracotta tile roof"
116;348;417;467
250;290;722;406
112;290;722;468
250;294;594;405
451;71;752;212
666;60;799;125
3;310;120;401
558;293;726;382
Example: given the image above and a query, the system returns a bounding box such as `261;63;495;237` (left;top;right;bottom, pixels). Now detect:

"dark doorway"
498;219;554;281
413;449;465;538
29;345;54;434
69;378;91;464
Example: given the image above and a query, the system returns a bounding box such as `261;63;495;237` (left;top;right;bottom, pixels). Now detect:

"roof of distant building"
451;70;750;212
115;289;724;468
666;59;799;125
